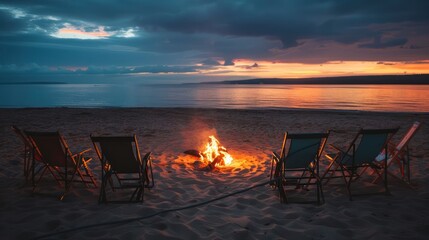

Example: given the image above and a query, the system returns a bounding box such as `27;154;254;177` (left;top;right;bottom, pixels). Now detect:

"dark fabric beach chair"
25;131;97;200
322;128;399;200
270;132;329;204
372;121;421;184
91;135;154;203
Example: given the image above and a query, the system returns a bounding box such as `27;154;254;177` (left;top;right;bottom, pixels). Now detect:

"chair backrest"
351;128;398;165
394;121;420;152
11;125;33;148
24;131;72;167
91;135;141;174
282;132;329;169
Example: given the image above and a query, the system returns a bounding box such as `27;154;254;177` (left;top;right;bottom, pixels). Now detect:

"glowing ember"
200;135;233;167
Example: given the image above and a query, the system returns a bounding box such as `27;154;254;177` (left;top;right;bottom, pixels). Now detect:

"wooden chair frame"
321;128;399;200
270;132;329;204
91;135;154;203
25;131;97;200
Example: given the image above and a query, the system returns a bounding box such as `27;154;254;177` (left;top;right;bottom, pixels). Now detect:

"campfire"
184;135;234;170
200;135;233;167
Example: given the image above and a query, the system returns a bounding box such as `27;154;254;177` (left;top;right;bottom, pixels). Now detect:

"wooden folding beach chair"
25;131;97;200
270;132;329;204
321;128;399;200
373;121;421;184
91;135;154;203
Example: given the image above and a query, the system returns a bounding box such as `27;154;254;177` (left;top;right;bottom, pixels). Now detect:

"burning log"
183;149;201;158
184;135;233;171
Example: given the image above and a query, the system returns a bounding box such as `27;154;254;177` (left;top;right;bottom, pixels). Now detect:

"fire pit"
184;135;233;170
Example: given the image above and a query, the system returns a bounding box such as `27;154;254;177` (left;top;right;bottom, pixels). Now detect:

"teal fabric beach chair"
25;131;97;200
322;128;399;200
373;121;421;184
91;135;154;203
270;132;329;204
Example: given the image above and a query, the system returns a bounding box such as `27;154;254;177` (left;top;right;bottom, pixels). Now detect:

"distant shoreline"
198;74;429;85
0;81;66;85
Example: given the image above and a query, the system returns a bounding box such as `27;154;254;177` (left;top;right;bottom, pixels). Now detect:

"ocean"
1;83;428;112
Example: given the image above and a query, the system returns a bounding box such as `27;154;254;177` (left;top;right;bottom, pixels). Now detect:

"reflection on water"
0;84;428;112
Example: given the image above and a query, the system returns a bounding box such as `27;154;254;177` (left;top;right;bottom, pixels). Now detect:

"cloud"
359;36;408;49
377;61;396;65
239;62;259;69
201;58;221;66
0;8;27;33
0;63;202;75
223;58;235;66
0;0;428;82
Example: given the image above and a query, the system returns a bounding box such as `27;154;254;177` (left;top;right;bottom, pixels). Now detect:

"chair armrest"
325;144;351;163
272;152;281;163
143;152;152;162
71;148;92;159
141;152;152;170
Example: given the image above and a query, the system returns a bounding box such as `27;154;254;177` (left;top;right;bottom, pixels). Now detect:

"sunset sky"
1;0;429;84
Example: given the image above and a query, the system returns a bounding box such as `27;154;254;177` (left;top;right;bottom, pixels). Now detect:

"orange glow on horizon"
199;60;429;79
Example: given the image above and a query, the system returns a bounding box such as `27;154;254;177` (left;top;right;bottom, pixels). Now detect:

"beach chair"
321;128;398;200
90;135;154;203
11;125;36;181
373;121;421;184
25;131;97;200
270;132;329;204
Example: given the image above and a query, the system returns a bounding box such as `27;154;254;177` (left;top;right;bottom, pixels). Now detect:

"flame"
201;135;233;166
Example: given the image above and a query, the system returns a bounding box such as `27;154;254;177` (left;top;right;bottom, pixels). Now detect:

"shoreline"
1;106;429;115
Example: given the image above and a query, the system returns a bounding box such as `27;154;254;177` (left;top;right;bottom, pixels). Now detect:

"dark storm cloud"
201;58;221;66
0;9;26;33
0;0;428;79
359;36;408;49
0;63;200;75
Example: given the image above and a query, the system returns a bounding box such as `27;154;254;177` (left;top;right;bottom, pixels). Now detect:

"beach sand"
1;108;428;239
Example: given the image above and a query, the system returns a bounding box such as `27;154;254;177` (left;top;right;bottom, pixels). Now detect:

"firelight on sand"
200;135;233;167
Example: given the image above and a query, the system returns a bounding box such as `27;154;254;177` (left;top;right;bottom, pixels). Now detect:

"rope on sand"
33;179;277;240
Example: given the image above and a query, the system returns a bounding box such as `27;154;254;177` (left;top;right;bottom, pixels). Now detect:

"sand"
0;108;428;239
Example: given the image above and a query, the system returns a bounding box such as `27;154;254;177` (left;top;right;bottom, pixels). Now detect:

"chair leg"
145;160;155;188
99;174;108;204
406;149;411;184
319;181;325;204
339;165;353;200
309;168;324;205
33;166;49;192
316;181;322;205
277;178;287;203
296;170;307;189
82;159;97;187
130;187;139;201
75;168;89;188
322;158;340;185
139;180;145;203
347;175;353;201
384;160;390;196
60;167;80;201
23;150;30;182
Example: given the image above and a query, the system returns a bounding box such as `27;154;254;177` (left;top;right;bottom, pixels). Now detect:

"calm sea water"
0;84;428;112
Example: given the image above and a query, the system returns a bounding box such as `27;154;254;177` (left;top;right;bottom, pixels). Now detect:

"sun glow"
51;25;111;39
198;60;429;79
